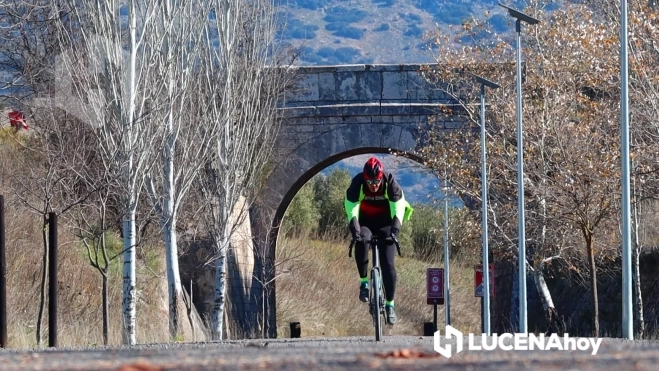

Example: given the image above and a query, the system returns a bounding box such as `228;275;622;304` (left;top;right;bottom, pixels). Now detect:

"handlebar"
348;235;401;258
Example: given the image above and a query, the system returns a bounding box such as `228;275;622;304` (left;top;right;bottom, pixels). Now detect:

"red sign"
426;268;444;305
475;264;495;297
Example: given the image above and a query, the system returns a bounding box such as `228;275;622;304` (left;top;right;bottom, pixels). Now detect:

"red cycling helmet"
363;157;384;180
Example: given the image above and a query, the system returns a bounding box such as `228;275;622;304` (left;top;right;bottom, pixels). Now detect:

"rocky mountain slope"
277;0;535;65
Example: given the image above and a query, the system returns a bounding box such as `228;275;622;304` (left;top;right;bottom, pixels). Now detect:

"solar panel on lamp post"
498;2;540;335
471;73;500;336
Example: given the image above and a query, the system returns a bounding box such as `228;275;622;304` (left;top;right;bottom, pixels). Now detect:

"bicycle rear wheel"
371;268;383;341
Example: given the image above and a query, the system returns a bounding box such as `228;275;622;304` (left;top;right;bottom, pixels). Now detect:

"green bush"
333;47;361;63
402;203;480;265
283;179;319;237
406;204;442;261
323;7;367;23
374;23;390;32
325;22;348;31
314;168;352;238
332;26;364;40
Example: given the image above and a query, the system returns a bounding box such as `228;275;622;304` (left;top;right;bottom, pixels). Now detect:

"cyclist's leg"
375;226;396;301
377;225;398;324
355;226;373;276
355;226;373;302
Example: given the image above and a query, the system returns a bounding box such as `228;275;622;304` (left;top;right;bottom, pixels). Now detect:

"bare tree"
418;2;648;336
57;0;162;345
64;130;120;346
575;0;659;338
0;1;108;345
198;0;289;340
142;0;216;341
71;173;118;345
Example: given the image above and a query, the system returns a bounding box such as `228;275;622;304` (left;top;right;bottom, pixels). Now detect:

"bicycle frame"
348;235;401;342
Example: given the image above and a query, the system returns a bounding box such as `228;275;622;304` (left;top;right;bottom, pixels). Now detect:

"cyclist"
344;156;412;324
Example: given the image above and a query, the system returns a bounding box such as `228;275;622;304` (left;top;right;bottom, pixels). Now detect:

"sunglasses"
366;179;382;186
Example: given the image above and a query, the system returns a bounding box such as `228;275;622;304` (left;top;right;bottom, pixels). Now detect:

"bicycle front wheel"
371;268;383;341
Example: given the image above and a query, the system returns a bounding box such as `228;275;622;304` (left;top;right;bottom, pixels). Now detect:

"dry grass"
2;193;170;348
2;131;170;348
275;237;482;338
1;202;480;347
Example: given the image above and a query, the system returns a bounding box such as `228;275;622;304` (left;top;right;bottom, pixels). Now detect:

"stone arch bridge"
190;64;467;339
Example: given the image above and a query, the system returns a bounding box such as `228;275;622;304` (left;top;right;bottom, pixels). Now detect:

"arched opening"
269;147;470;338
270;147;426;241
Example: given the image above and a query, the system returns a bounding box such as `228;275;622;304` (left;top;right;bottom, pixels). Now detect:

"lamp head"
498;3;540;25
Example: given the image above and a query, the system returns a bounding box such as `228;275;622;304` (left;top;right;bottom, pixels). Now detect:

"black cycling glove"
349;217;362;241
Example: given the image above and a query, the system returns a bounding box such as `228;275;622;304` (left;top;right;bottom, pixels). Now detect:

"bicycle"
349;234;401;341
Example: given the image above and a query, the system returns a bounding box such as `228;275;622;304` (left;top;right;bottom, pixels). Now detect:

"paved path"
0;336;657;370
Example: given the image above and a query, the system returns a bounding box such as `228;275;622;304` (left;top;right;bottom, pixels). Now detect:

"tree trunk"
163;215;184;341
633;243;645;338
36;215;48;346
102;271;109;346
532;267;560;334
585;231;599;337
631;187;645;339
184;280;196;341
101;209;110;346
160;0;185;341
122;207;137;345
211;234;229;340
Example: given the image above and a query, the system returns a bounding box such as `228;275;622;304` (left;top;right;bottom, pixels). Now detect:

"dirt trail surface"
1;336;658;370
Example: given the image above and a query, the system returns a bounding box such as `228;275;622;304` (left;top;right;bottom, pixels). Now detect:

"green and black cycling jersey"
343;171;412;232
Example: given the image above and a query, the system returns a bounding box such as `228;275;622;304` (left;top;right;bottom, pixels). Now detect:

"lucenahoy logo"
434;325;603;358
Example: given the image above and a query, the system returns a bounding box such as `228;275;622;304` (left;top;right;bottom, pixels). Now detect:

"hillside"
278;0;545;65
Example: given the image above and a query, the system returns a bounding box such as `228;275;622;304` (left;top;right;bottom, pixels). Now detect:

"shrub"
332;26;364;40
333;47;361;63
314;168;352;238
406;204;443;261
323;6;367;23
289;27;317;40
404;25;423;37
325;22;349;31
374;23;390;32
400;13;421;22
283;180;319;237
317;47;336;58
280;18;319;40
297;47;323;64
428;3;472;25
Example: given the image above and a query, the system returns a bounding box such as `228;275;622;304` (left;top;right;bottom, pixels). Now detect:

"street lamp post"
499;2;539;334
443;178;451;327
472;74;500;336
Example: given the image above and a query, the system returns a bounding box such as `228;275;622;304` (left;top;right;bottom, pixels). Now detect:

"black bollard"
48;213;58;347
423;322;435;336
290;322;301;338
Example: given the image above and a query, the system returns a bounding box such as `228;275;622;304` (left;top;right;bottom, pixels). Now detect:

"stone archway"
272;147;426;236
235;64;464;338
